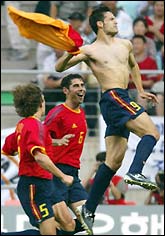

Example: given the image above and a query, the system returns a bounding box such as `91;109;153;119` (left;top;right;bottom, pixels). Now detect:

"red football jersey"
2;132;18;156
2;117;53;179
145;16;164;40
44;104;87;168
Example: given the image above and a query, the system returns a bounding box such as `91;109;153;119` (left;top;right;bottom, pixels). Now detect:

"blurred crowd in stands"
2;1;164;135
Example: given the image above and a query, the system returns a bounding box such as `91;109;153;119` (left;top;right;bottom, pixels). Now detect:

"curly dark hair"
12;83;43;117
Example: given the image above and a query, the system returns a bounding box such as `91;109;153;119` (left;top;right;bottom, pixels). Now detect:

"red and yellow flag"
8;6;83;54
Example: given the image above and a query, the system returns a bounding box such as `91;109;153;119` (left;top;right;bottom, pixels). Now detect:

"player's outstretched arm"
55;48;88;72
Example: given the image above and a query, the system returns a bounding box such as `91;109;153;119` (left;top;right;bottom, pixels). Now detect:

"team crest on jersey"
72;123;78;128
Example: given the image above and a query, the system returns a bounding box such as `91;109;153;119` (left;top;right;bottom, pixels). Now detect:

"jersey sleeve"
2;132;18;156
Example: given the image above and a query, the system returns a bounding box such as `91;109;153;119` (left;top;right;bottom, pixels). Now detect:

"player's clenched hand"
62;174;74;186
139;91;159;104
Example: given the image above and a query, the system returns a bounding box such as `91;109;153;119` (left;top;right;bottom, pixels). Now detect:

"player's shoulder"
117;38;132;50
20;117;37;126
79;43;97;60
20;117;42;131
80;44;94;54
49;104;65;116
45;104;65;124
118;38;132;45
80;44;92;50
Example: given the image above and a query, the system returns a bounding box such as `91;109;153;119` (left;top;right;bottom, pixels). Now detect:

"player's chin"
79;98;84;104
78;96;84;102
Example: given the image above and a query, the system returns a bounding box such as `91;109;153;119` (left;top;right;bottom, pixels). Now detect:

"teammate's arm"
52;134;75;146
33;150;73;186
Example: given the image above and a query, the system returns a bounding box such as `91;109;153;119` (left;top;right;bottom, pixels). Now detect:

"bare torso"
82;38;131;92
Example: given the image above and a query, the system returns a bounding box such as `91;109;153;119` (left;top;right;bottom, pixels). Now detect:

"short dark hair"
12;83;43;117
60;74;84;89
132;34;147;43
89;6;111;34
133;17;148;29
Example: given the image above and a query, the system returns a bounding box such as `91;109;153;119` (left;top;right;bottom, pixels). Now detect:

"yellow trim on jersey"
29;116;40;121
63;103;81;113
30;146;46;157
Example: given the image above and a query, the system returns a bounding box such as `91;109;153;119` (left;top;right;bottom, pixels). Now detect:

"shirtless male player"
55;6;160;235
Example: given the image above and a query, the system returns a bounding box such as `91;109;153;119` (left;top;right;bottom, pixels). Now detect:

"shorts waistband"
102;88;128;95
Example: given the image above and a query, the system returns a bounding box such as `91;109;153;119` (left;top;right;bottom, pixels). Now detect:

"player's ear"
63;87;68;95
97;21;103;29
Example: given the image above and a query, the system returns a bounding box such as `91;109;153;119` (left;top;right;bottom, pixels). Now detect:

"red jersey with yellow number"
2;117;53;179
44;104;87;168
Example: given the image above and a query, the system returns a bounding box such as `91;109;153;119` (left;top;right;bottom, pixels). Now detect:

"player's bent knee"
142;126;160;141
147;131;160;141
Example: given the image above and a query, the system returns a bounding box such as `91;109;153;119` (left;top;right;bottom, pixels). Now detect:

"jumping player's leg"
105;135;128;170
124;112;160;189
76;136;128;234
85;135;127;214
